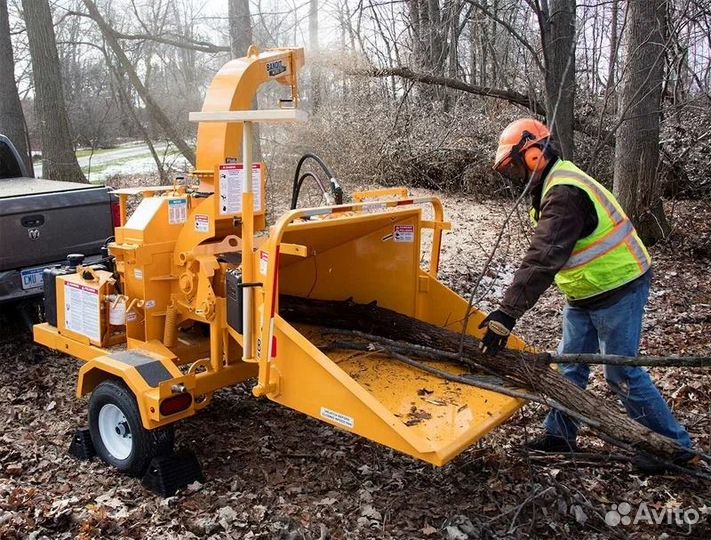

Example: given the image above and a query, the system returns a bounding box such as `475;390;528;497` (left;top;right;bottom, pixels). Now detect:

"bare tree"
309;0;321;111
227;0;261;161
81;0;196;166
22;0;86;182
613;0;670;243
228;0;251;58
534;0;576;158
0;0;33;175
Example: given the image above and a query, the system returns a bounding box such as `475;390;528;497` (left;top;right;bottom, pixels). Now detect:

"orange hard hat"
493;118;551;172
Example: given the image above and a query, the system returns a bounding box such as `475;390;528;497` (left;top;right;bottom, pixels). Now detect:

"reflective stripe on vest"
535;160;651;300
563;220;634;270
550;170;624;224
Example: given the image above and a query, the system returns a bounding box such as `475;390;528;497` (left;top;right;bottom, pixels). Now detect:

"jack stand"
68;428;95;460
141;448;204;497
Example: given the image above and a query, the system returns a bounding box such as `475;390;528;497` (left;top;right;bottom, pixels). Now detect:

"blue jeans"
544;273;692;450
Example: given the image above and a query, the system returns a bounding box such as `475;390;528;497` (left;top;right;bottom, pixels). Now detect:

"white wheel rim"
98;403;133;460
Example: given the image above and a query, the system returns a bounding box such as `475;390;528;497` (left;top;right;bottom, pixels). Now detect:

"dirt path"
0;190;709;539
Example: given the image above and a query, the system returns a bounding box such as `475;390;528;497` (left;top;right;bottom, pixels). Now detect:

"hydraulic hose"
290;153;344;209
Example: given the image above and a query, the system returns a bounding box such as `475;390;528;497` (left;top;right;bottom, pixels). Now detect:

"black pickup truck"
0;135;115;310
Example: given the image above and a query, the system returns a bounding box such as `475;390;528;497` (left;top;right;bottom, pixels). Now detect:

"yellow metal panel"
266;320;521;466
278;208;422;315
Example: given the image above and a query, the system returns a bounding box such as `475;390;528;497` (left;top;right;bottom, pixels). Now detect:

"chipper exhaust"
33;46;530;492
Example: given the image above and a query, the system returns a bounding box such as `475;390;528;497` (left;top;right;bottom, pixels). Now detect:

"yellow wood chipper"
33;46;530;493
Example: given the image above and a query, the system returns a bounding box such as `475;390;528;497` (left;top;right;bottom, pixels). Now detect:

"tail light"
160;393;193;416
110;199;121;228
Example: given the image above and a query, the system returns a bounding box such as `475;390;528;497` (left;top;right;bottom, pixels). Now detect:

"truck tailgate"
0;181;113;271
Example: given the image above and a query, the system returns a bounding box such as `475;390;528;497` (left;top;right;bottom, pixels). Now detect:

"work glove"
478;309;516;355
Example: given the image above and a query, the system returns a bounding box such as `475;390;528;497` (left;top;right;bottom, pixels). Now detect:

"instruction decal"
64;282;100;342
259;251;269;276
393;224;414;243
168;198;187;224
320;407;355;429
218;163;263;215
195;214;209;233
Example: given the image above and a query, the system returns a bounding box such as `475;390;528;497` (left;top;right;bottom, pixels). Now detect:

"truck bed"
0;177;100;198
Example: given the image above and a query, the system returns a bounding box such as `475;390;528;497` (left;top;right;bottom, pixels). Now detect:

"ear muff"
523;146;543;171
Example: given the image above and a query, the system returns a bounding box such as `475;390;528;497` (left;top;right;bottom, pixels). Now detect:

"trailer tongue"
33;46;528;490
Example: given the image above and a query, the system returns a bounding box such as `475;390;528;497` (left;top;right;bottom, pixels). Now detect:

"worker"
479;118;693;472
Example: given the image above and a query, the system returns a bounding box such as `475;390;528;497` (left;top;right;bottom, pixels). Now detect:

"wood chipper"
33;46;530;491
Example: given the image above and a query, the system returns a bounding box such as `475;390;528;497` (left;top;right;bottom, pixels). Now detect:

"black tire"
88;379;174;477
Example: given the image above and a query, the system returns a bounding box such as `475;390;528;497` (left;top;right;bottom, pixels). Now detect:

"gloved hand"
478;309;516;355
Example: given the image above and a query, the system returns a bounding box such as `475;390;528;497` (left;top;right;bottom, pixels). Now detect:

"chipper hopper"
33;46;529;489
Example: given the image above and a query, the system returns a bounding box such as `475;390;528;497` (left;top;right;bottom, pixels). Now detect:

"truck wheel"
88;380;174;477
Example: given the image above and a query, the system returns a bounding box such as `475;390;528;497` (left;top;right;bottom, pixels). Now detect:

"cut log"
280;295;695;461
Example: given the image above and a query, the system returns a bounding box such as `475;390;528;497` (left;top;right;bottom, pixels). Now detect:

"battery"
225;269;243;333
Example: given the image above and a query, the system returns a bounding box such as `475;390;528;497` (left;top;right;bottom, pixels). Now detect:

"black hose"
290;153;343;209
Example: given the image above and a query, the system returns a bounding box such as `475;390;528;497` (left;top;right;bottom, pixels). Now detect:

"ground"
0;185;709;539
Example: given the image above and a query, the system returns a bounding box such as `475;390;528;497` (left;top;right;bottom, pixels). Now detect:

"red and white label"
393;224;414;243
194;214;209;233
259;251;269;276
218;163;263;215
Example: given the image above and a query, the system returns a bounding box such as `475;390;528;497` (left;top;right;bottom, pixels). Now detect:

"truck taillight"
160;393;193;416
110;200;121;228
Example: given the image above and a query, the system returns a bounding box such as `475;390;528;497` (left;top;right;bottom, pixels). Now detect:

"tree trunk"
308;0;321;112
407;0;446;102
280;295;687;459
0;0;33;176
613;0;670;245
227;0;261;161
538;0;576;159
22;0;85;182
81;0;196;167
227;0;251;58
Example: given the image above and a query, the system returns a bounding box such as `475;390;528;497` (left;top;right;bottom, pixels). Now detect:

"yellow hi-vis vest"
530;160;651;301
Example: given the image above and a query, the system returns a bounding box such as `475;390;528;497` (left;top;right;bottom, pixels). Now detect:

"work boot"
524;434;578;453
633;451;698;475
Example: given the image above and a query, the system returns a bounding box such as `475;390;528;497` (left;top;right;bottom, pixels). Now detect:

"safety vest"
530;160;651;300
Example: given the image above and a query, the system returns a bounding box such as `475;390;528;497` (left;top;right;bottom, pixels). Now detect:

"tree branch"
350;65;547;114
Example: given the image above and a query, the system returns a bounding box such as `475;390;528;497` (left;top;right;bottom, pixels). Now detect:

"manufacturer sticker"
320;407;354;429
126;311;138;322
393;224;414;243
144;299;156;309
195;214;209;233
259;251;268;275
168;198;187;224
133;269;143;280
266;59;287;77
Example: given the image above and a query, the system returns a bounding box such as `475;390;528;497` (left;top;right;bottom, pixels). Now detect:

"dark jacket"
500;160;644;319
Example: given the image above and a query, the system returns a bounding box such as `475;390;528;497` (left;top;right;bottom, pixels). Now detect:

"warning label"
64;282;100;342
393;224;415;243
320;407;354;429
259;251;268;276
168;198;187;224
218;163;263;215
195;214;209;233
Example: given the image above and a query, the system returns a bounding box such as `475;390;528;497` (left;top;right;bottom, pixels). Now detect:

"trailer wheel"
88;380;174;477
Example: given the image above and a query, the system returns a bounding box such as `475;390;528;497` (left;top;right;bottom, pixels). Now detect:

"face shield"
495;157;528;184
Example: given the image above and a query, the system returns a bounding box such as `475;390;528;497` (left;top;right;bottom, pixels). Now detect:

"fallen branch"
557;353;711;368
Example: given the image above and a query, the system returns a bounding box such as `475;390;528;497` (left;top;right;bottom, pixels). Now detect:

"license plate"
20;266;49;290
